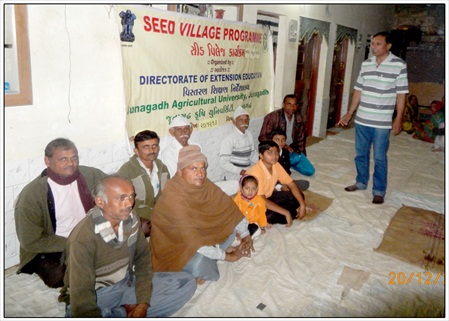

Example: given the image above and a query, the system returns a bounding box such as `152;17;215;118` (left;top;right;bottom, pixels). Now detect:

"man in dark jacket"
14;138;106;288
258;94;308;156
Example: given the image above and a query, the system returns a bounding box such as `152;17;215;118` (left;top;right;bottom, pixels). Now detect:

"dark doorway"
295;33;321;136
327;37;348;129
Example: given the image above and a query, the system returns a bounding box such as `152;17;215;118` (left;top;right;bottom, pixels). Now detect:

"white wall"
6;5;129;159
4;5;20;93
3;4;395;269
341;41;356;115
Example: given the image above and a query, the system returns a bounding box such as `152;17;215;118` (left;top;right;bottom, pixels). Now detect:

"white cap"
233;106;249;120
170;116;191;128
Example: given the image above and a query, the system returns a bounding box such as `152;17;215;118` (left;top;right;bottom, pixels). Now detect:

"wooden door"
294;44;305;111
295;33;321;136
327;37;348;129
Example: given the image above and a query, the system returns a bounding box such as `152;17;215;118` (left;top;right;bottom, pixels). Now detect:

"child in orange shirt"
234;175;271;235
246;141;307;226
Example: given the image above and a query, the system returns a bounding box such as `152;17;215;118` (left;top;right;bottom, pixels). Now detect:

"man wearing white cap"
219;106;258;181
160;116;201;177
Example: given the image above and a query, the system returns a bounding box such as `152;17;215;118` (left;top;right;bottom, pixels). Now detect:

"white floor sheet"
3;127;446;318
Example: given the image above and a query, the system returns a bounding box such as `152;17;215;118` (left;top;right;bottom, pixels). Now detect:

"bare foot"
196;278;206;285
122;304;136;316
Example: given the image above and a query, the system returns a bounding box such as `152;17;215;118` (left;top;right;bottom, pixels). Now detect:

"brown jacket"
258;108;307;155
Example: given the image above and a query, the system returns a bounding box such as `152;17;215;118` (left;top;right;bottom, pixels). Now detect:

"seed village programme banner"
116;5;274;139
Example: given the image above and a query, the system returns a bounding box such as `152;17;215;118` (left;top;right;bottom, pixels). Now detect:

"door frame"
328;37;348;128
306;33;321;136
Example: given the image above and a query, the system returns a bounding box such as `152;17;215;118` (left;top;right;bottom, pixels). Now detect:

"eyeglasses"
55;156;79;163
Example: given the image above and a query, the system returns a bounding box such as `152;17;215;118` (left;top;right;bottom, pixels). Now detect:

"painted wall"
4;4;396;269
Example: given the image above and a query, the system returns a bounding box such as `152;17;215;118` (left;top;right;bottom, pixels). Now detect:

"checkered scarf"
92;207;138;248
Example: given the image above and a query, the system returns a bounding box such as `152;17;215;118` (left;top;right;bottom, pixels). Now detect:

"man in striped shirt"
338;31;408;204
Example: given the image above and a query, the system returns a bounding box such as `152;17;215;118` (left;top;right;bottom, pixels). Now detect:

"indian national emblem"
119;9;136;42
262;33;268;52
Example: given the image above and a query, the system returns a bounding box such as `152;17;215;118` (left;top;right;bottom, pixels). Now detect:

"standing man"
219;106;258;181
338;31;408;204
118;130;169;237
14;138;106;288
59;175;196;317
160;116;201;177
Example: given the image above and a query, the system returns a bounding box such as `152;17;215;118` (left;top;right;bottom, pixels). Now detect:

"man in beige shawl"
151;145;254;284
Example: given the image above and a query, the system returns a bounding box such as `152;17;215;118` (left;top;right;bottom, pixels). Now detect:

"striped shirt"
354;52;408;129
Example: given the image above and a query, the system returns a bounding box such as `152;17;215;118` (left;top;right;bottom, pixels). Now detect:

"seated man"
118;130;169;237
247;141;307;226
14;138;106;288
160;116;201;177
59;175;197;317
151;145;255;285
219;106;258;181
259;94;308;156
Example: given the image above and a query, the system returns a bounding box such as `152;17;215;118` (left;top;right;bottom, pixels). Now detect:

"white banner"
116;5;274;139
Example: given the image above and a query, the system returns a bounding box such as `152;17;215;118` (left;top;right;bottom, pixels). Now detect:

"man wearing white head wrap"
218;106;258;181
160;116;201;177
232;105;249;120
169;115;191;128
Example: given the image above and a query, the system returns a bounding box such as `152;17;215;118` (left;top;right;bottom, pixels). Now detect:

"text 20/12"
388;271;444;285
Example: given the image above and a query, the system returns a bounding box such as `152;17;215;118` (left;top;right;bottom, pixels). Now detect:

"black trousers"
19;252;66;288
248;223;259;236
266;190;302;224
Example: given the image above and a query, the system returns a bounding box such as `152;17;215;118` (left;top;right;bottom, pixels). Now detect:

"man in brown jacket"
258;94;308;156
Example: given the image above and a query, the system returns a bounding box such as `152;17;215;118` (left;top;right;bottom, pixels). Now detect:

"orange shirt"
246;160;293;198
233;192;268;228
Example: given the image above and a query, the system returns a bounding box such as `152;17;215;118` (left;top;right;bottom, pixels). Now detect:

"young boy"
270;128;292;174
270;127;315;177
270;128;310;192
246;141;307;226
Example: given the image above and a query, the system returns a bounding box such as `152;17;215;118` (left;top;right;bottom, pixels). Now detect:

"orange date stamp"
388;271;445;285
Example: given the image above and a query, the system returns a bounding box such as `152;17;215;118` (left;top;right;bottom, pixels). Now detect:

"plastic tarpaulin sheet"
4;127;445;317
